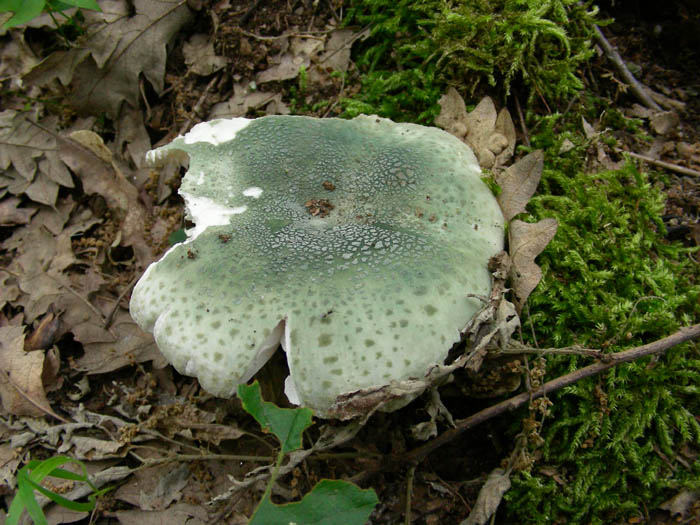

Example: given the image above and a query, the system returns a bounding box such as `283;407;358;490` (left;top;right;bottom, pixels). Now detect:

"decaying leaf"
0;444;21;494
0;325;51;418
509;219;559;312
495;150;544;222
58;133;154;268
183;33;227;76
257;33;323;84
208;83;289;119
435;89;516;169
71;310;166;375
411;388;454;441
0;197;36;226
659;489;700;519
461;468;511;525
24;0;193;117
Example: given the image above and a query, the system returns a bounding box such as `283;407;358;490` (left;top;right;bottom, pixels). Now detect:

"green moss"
502;115;700;523
342;0;601;121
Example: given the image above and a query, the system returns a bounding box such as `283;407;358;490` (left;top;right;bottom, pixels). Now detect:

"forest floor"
0;1;699;524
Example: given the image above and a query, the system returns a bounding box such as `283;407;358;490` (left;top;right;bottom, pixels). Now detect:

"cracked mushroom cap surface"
130;115;504;417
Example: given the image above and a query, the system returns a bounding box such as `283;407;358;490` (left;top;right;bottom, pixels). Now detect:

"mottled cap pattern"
130;115;504;417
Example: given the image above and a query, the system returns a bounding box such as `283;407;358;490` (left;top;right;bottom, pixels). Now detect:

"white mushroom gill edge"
181;192;246;241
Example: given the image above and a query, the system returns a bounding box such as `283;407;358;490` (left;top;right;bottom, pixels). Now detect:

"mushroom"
130;115;504;417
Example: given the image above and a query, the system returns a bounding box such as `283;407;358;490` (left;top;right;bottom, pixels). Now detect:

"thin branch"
591;25;661;111
402;323;700;464
616;148;700;178
495;340;603;359
405;464;416;525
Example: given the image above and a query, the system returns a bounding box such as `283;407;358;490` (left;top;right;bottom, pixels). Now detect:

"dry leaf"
435;90;514;168
495;150;544;221
494;108;516;166
257;33;323;84
435;87;469;137
24;0;192;117
108;503;209;525
25;307;61;351
582;116;596;139
0;444;21;494
659;489;700;518
509;219;558;312
115;464;190;511
208;83;289;119
462;468;511;525
183;33;227;76
0;197;36;226
650;110;680;135
58;134;154;268
0;325;51;418
71;310;166;375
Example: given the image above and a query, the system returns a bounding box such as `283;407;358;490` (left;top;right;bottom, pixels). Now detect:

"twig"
495;340;603;359
178;75;220;137
104;274;139;329
405;464;416;525
616;148;700;177
514;95;530;148
133;453;274;471
401;323;700;464
591;25;662;111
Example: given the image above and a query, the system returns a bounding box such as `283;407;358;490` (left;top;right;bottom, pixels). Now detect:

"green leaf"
238;381;313;454
54;0;100;10
6;456;98;525
1;0;45;28
168;228;187;246
22;476;96;512
249;479;379;525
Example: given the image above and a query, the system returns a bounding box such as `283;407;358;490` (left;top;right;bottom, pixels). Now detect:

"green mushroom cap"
130;115;504;417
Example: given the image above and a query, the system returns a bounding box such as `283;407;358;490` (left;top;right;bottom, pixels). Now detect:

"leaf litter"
0;1;563;522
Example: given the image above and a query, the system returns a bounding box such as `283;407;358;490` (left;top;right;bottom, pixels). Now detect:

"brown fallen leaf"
108;503;209;525
58;133;154;268
509;219;558;312
115;463;190;511
0;444;21;495
495;150;544;222
24;0;193;117
462;467;511;525
71;310;166;375
24;306;61;351
0;197;36;225
435;89;514;168
650;110;680;135
659;489;700;518
0;326;52;418
208;83;289;119
183;33;227;76
257;32;324;84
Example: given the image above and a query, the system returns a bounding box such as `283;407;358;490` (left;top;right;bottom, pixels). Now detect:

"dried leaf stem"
402;323;700;464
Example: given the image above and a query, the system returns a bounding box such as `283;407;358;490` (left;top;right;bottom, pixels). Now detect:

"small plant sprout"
130;115;504;417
